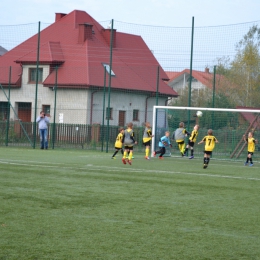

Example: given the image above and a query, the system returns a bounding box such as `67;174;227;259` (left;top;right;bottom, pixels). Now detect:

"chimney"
101;29;117;48
78;23;93;43
55;13;67;22
205;67;210;73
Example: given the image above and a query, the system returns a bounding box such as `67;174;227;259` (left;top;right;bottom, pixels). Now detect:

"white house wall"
0;65;90;124
0;65;169;126
54;88;89;124
170;80;206;95
91;91;167;127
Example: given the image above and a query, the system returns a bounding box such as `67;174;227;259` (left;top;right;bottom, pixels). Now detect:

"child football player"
198;129;219;169
153;131;172;159
173;122;190;156
122;122;137;165
143;122;154;160
184;124;199;159
111;128;124;159
243;132;258;166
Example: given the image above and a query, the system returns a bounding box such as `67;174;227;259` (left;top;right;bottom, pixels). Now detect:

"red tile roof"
165;71;179;80
15;41;64;64
167;68;228;90
0;10;177;97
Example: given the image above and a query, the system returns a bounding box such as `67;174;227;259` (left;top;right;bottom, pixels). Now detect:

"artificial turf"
0;147;259;259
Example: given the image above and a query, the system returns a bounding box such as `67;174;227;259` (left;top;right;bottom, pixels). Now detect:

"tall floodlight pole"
188;17;194;131
106;19;114;153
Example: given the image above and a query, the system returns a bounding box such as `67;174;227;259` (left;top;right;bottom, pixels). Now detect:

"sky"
1;0;260;27
1;0;259;71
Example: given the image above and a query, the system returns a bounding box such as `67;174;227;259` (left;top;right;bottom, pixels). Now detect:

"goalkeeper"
173;122;190;157
153;131;172;159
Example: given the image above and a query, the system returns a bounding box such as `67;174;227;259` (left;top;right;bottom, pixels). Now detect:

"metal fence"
1;13;260;151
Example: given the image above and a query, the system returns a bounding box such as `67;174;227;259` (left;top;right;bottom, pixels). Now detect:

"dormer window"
186;76;197;82
28;68;43;83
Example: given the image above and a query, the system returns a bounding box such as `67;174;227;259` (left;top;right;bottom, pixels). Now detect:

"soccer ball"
196;111;203;117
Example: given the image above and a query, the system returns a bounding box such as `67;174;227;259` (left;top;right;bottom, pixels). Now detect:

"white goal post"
151;106;260;160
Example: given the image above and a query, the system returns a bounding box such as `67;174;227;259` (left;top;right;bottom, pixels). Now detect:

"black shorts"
177;141;184;145
124;145;134;151
143;140;151;146
204;150;212;155
114;146;122;150
248;152;254;156
188;140;195;147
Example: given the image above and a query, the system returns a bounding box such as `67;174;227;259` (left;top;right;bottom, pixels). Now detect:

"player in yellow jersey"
111;128;124;159
122;122;137;165
173;122;190;157
143;122;154;160
243;132;258;166
184;124;199;159
198;129;219;169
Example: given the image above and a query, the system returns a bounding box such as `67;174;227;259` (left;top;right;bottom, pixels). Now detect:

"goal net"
151;106;260;162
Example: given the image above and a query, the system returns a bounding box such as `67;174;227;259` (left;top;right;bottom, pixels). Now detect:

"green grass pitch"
0;147;259;260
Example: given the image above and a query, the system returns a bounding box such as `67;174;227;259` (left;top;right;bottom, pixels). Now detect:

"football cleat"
189;156;194;159
203;164;207;169
159;156;164;159
127;160;132;165
244;162;248;166
122;158;126;164
145;156;150;160
249;163;253;167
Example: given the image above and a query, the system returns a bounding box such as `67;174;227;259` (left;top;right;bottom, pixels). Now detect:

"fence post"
212;65;216;129
188;16;194;131
101;66;107;151
33;21;41;149
52;66;58;149
5;66;11;146
106;19;114;153
156;65;160;105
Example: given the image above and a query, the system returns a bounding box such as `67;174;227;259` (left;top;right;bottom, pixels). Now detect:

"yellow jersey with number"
203;135;217;152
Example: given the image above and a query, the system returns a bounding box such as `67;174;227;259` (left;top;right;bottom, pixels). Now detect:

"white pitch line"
0;159;259;182
86;165;260;181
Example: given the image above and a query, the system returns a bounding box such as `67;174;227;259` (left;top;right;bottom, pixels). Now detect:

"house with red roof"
0;10;177;126
166;68;217;96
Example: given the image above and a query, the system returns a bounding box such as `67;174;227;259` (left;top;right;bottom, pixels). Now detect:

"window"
186;76;197;82
0;102;9;121
42;105;51;116
102;63;115;76
133;109;139;121
29;68;43;83
106;107;113;120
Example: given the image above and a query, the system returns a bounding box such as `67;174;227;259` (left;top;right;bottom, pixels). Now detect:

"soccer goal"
151;106;260;161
